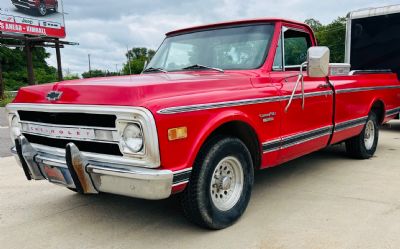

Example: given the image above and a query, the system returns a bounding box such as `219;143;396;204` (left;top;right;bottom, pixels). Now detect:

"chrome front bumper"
12;135;174;200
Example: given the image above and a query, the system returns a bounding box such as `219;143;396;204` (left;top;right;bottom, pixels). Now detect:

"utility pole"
0;58;4;99
88;54;92;77
55;39;63;81
25;41;35;85
115;64;119;75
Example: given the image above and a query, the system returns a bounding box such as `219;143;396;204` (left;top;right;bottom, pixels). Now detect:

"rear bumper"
12;135;174;200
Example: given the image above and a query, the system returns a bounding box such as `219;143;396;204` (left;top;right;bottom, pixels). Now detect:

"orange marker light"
168;127;188;141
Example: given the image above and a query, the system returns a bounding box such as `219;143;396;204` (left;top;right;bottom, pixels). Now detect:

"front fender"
154;108;262;172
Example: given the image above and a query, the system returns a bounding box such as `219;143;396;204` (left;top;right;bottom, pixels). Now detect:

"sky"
47;0;400;76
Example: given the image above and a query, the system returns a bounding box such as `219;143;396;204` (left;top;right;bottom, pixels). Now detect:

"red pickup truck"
11;0;58;16
6;18;400;229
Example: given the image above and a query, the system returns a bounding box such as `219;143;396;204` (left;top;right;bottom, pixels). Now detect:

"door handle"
318;83;330;89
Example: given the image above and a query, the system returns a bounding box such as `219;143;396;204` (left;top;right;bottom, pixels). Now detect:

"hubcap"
364;120;375;150
39;4;46;15
210;156;244;211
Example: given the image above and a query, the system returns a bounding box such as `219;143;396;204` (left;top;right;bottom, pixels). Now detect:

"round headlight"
122;124;143;153
10;115;21;141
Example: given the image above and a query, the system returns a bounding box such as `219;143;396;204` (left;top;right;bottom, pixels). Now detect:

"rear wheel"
53;2;58;12
346;112;379;159
181;136;254;229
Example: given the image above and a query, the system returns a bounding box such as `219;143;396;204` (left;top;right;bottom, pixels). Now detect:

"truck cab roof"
166;18;312;36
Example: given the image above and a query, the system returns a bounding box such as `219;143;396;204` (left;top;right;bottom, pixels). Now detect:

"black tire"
345;112;379;159
181;136;254;229
67;187;82;194
53;1;58;12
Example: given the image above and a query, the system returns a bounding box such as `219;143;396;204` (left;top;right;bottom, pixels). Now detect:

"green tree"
81;69;119;78
305;17;346;63
82;69;106;78
0;40;58;92
122;47;156;75
64;73;80;80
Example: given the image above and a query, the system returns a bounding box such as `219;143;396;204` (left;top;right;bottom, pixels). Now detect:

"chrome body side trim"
262;125;333;153
334;116;368;132
172;168;192;186
336;85;400;94
386;107;400;117
158;90;333;114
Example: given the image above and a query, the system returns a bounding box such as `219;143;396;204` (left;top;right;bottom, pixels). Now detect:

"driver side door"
271;25;334;163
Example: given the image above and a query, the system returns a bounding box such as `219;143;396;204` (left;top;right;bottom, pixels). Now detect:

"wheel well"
206;121;262;170
371;100;385;124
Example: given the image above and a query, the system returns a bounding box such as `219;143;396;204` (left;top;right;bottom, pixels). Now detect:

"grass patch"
0;94;14;107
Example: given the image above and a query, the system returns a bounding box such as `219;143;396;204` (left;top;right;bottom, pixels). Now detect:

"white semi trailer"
345;4;400;118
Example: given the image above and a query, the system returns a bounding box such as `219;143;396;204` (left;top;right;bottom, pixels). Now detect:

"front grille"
18;111;117;128
23;134;122;156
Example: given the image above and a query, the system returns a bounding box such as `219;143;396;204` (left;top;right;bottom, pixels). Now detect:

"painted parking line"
0;126;9;129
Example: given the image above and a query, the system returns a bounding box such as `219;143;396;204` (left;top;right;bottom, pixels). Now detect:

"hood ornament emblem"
46;91;63;101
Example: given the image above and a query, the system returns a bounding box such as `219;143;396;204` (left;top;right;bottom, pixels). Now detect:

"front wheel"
181;136;254;229
37;2;47;16
345;112;379;159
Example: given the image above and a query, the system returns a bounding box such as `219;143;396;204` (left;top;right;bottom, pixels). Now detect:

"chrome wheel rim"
39;4;46;15
210;156;244;211
364;120;375;150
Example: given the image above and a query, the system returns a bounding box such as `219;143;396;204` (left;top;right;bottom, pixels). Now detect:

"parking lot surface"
0;121;400;249
0;108;12;157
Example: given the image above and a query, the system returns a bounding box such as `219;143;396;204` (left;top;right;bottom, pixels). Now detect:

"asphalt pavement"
1;120;400;249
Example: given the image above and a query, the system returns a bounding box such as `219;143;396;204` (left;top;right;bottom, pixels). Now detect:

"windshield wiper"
142;67;168;73
181;64;224;73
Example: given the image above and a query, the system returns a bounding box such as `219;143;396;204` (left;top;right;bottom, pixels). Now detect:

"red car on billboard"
11;0;58;16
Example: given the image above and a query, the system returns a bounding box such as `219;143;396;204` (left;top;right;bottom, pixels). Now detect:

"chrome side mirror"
307;46;330;78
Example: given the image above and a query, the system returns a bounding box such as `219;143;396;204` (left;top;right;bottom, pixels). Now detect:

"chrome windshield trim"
158;90;333;114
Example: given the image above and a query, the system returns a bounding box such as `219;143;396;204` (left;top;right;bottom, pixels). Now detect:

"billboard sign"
0;0;65;38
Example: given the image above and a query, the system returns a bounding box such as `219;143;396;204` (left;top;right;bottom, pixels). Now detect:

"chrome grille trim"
6;104;161;168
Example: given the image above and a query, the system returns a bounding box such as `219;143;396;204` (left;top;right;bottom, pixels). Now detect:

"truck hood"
13;72;254;112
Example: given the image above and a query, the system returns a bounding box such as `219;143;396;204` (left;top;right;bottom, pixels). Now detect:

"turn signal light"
168;127;187;141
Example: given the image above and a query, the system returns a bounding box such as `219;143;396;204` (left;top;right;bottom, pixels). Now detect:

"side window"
272;34;283;70
272;28;312;70
284;29;311;67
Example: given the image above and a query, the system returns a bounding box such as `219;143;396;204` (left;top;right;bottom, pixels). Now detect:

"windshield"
147;24;275;71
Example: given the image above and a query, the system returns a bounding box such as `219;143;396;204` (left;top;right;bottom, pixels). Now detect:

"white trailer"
345;4;400;78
